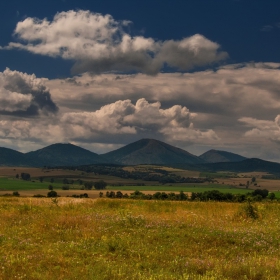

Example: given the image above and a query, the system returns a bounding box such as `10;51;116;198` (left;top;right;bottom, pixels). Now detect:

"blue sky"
0;0;280;161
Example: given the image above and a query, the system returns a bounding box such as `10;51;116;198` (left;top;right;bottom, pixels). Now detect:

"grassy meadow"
0;197;280;279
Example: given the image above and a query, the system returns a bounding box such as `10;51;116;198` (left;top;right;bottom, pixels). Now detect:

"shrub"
239;201;259;219
268;192;276;200
12;191;20;196
62;185;70;190
252;189;269;198
47;190;58;197
48;185;53;190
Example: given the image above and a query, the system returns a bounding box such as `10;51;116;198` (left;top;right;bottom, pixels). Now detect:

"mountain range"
0;138;279;174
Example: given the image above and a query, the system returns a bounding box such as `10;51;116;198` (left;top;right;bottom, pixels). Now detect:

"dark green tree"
94;180;107;190
84;181;93;190
21;173;31;181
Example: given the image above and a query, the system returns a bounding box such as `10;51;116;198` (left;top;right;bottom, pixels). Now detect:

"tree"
63;178;69;184
21;173;30;181
39;177;44;183
48;185;53;190
252;189;269;198
94;180;107;190
84;181;93;190
15;174;19;179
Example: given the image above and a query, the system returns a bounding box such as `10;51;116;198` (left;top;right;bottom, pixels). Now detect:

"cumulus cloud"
2;62;280;159
0;98;218;153
61;98;217;143
47;63;280;121
0;68;58;116
5;10;227;75
239;116;280;142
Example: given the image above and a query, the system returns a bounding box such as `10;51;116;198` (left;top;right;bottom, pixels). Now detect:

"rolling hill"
198;158;280;174
0;147;33;166
102;138;205;165
199;149;247;163
25;143;108;167
0;139;279;175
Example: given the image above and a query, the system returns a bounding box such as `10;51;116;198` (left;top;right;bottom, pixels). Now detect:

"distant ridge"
0;147;32;166
199;149;247;163
0;139;280;174
102;138;205;165
25;143;108;167
199;158;280;174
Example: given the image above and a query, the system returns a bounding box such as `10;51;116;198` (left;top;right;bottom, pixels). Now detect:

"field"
1;167;280;199
0;197;280;279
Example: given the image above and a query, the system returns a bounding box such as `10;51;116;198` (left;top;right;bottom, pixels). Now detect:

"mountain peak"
199;149;246;163
103;138;204;165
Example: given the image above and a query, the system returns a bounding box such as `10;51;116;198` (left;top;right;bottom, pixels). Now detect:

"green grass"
0;197;280;279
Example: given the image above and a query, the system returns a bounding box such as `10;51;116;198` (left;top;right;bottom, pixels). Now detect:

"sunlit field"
0;197;280;279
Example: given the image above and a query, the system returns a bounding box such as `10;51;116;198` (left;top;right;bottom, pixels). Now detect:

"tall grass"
0;197;279;279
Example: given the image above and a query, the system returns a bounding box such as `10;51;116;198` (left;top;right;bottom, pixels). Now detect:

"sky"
0;0;280;161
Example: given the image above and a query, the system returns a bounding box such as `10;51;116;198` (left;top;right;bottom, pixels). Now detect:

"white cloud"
0;98;218;152
61;98;217;143
239;116;280;142
5;10;227;75
1;63;280;159
0;68;58;116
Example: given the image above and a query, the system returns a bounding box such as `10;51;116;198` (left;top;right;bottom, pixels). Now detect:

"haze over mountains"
0;138;279;173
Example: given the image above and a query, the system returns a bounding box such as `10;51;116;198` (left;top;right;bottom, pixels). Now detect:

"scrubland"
0;197;280;279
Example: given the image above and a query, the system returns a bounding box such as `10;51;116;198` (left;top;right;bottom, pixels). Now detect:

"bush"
252;189;269;198
48;185;53;190
47;190;58;197
268;192;276;200
62;185;70;190
240;201;259;219
12;191;20;196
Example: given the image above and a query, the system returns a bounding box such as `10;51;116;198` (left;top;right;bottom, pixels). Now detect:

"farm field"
0;197;280;279
1;167;280;198
0;176;260;198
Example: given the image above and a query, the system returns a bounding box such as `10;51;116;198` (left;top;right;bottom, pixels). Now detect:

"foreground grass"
0;198;280;279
